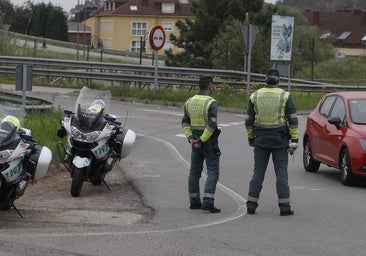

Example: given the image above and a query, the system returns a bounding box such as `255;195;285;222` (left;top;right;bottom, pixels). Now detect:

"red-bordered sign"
149;25;165;51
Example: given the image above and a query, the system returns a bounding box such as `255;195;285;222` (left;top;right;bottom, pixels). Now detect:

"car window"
319;95;337;117
349;99;366;124
329;96;345;123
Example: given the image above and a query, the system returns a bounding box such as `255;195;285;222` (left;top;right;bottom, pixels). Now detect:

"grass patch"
109;84;323;111
24;108;64;162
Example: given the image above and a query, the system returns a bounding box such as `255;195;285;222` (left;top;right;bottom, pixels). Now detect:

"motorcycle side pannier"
30;145;52;181
114;129;136;159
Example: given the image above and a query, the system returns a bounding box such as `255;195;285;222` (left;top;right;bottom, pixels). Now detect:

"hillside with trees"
0;0;68;41
278;0;366;11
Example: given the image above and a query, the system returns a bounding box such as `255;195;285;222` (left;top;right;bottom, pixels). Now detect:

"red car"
303;91;366;185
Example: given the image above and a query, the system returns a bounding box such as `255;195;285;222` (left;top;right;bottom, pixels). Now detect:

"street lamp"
297;35;315;81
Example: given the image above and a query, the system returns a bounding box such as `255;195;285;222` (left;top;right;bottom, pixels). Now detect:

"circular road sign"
149;25;165;51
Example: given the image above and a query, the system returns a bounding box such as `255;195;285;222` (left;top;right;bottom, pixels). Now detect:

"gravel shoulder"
0;160;154;229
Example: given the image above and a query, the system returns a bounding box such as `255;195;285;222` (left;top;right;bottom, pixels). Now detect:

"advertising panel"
270;15;294;61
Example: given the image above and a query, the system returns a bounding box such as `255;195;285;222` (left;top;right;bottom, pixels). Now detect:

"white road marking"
291;186;326;191
139;109;182;116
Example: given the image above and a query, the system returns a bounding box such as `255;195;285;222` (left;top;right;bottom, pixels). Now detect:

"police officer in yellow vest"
182;76;221;213
245;68;299;216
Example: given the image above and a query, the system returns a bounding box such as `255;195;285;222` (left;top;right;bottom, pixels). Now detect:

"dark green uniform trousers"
188;140;220;207
247;146;291;212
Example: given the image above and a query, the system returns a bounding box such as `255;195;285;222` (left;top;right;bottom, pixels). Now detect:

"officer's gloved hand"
248;138;254;147
288;140;298;155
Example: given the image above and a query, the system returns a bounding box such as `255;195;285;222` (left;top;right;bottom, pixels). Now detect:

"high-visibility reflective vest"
186;95;216;130
251;87;289;129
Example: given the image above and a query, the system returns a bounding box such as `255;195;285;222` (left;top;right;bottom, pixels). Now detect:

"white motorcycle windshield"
74;86;111;115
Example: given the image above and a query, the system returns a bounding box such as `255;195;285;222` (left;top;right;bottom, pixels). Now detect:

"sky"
9;0;277;13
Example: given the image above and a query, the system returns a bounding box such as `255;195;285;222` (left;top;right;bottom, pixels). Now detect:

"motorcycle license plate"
72;156;91;168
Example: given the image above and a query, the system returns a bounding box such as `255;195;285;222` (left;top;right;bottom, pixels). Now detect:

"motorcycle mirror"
64;110;74;116
105;115;116;122
20;134;34;142
57;127;67;138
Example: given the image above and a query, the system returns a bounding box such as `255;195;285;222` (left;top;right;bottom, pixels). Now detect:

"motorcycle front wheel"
71;167;85;197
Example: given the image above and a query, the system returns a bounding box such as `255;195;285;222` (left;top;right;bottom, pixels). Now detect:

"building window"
100;21;113;31
131;40;143;52
132;22;147;36
162;3;175;13
163;22;174;32
361;35;366;46
337;31;351;44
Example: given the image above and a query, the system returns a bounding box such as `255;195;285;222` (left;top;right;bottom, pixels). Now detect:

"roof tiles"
304;9;366;47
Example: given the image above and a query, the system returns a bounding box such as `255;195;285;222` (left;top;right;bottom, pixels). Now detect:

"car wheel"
303;137;320;172
340;149;355;186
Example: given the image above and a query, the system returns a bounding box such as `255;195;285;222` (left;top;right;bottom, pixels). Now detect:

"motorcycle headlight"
0;150;13;163
360;139;366;151
71;126;101;142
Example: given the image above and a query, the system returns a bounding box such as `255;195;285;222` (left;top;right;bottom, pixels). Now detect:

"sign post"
149;25;165;89
240;24;258;102
16;65;33;108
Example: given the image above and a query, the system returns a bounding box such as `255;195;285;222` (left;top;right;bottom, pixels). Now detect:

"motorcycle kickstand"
102;178;112;191
12;201;24;218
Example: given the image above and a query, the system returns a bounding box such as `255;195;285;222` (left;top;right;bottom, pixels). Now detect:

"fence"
0;56;365;92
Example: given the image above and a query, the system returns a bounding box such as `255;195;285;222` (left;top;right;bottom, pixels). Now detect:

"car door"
320;96;346;166
310;95;337;160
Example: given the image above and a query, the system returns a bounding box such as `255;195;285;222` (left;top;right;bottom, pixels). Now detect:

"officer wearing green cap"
245;68;299;216
182;75;221;213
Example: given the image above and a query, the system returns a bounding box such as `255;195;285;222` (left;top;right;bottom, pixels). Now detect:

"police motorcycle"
0;105;52;217
56;86;136;197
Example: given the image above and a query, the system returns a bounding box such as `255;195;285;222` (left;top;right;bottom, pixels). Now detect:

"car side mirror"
328;116;342;129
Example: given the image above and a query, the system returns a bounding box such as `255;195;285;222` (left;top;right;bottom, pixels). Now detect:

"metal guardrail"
0;90;52;110
0;56;365;92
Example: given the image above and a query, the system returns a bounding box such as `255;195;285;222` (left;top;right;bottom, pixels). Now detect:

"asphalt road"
1;86;366;255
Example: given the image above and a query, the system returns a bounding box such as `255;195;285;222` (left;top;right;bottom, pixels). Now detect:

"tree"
269;5;335;79
280;0;366;11
1;1;68;41
167;0;335;77
0;0;14;26
166;0;264;69
28;3;68;41
11;4;32;34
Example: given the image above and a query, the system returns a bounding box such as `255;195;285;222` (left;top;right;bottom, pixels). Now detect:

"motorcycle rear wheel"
71;167;85;197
